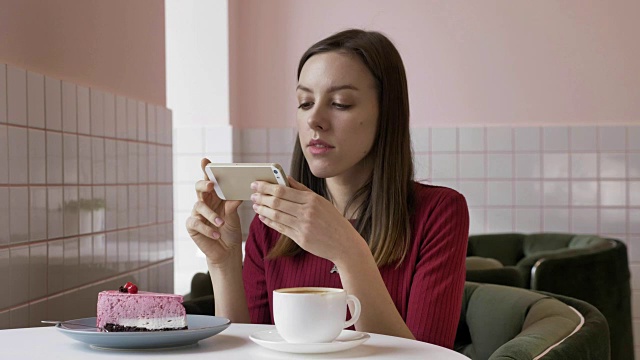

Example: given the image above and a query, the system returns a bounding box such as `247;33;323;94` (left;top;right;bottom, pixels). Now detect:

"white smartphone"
204;163;289;201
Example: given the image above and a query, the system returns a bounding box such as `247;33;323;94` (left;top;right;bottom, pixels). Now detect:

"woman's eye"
298;102;313;110
333;102;352;110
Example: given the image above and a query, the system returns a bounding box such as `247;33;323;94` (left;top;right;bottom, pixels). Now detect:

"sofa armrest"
466;267;526;288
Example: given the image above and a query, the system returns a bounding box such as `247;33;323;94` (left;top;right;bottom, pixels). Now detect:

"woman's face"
296;51;379;181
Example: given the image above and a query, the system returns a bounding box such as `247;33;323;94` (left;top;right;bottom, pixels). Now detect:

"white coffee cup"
273;287;361;343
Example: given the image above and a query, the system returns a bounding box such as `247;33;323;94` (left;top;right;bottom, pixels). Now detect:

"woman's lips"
307;139;334;155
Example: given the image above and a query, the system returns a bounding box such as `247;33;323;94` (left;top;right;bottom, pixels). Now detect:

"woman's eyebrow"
296;84;359;93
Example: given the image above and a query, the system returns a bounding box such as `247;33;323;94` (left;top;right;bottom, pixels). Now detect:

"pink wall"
0;0;166;106
229;0;640;128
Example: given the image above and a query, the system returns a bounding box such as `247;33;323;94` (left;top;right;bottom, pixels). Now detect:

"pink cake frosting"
97;290;187;331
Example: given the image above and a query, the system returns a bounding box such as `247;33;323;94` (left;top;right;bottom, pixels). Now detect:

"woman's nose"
306;107;328;131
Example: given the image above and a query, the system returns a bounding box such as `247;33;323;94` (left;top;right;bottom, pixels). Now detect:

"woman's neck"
325;171;370;219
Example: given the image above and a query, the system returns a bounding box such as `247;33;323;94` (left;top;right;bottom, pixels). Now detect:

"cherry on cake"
97;282;188;332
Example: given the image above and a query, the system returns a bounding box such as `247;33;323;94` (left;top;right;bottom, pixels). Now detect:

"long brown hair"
268;29;415;267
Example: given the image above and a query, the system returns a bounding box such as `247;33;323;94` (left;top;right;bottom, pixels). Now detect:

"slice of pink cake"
97;286;187;332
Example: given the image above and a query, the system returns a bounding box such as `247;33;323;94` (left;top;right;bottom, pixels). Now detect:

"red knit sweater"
243;183;469;348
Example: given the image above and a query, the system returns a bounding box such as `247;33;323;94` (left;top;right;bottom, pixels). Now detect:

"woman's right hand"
186;158;243;267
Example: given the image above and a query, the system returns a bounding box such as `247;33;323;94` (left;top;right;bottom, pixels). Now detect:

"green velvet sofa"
456;282;610;360
465;233;632;360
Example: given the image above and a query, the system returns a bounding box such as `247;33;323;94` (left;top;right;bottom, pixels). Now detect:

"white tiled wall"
0;63;175;329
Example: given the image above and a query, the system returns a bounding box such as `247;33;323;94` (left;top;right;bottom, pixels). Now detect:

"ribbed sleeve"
242;183;469;349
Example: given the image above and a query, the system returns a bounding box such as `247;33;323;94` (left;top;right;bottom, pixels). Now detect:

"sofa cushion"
466;256;504;270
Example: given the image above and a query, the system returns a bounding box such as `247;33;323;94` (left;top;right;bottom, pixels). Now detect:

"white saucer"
249;329;370;354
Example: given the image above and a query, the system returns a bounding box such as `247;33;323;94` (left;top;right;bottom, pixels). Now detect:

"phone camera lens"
273;170;278;174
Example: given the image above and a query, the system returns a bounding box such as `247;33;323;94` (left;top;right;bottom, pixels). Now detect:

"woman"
187;29;469;348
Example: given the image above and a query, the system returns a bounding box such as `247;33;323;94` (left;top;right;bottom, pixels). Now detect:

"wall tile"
129;229;140;270
515;153;541;179
543;127;568;152
414;154;430;182
106;232;118;273
44;77;62;131
105;186;117;231
600;181;627;207
63;186;79;237
570;126;597;151
92;186;106;232
543;181;569;206
8;126;28;184
9;187;29;243
46;132;63;184
76;86;90;135
431;128;457;152
571;181;598;206
571;153;598;179
29;187;47;241
29;244;47;299
629;127;640;151
78;186;93;235
543;209;569;232
543;153;569;178
29;300;47;327
599;126;626;151
147;104;156;143
0;188;8;245
571;208;599;234
268;127;296;154
431;153;457;179
515;181;542;206
47;186;63;239
631;181;640;207
127;99;137;140
117;185;128;228
175;155;204;184
600;209;626;234
486;208;513;233
175;127;204;154
92;138;105;184
0;64;6;124
600;153;627;178
138;185;148;225
468;208;485;235
148;185;157;224
63;134;78;184
411;127;430;153
78;136;92;185
241;128;267;154
27;71;45;128
103;92;116;137
459;127;485;152
93;234;106;276
628;153;640;178
10;306;29;329
90;89;104;136
116;95;127;139
128;141;138;183
28;129;46;184
128;185;139;227
0;125;7;183
116;140;128;183
515;208;541;233
10;245;30;305
63;238;79;290
630;210;640;234
118;230;129;272
487;153;512;179
487;181;513;206
0;250;9;309
62;81;77;133
487;127;512;152
457;181;486;207
514;127;540;152
104;139;117;184
148;145;157;183
79;236;92;285
137;101;146;141
458;153;485;179
7;65;27;125
138;143;148;183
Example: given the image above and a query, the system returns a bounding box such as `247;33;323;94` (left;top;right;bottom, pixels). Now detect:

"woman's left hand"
251;176;363;263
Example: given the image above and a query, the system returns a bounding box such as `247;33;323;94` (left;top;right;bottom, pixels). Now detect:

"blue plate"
55;315;231;350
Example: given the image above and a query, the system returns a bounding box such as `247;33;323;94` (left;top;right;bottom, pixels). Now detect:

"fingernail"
212;231;220;239
250;193;257;202
250;182;257;190
214;217;224;226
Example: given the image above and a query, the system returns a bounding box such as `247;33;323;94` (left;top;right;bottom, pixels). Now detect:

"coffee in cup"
273;287;361;343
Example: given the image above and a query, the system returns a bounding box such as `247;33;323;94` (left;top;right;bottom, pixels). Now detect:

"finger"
186;216;221;239
195;179;214;195
193;201;225;227
253;202;298;230
257;214;297;240
201;158;212;180
252;181;304;203
252;192;300;218
287;176;312;192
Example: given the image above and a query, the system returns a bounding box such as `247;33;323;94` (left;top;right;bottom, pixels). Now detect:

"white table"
1;323;469;359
